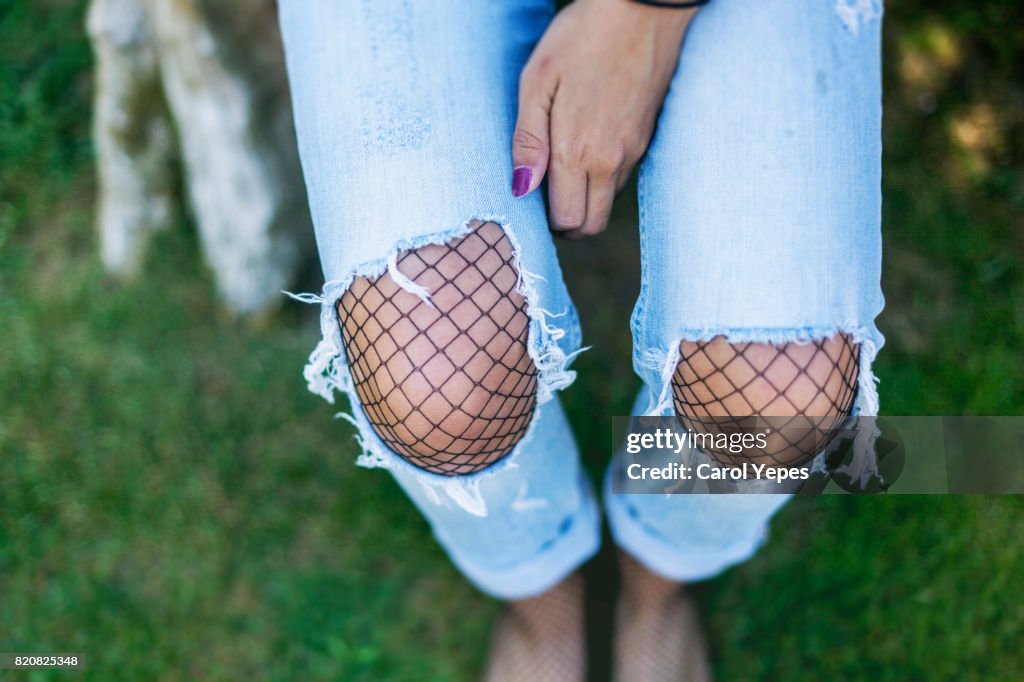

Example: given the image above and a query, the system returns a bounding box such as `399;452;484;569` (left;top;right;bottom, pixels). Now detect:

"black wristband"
631;0;709;8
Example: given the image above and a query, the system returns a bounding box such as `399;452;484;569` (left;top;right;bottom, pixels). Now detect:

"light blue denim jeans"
278;0;884;599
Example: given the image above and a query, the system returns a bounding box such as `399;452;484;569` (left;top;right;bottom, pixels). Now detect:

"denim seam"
630;165;652;351
631;163;656;420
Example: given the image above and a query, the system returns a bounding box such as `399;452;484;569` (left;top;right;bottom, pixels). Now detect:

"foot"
482;571;586;682
613;552;712;682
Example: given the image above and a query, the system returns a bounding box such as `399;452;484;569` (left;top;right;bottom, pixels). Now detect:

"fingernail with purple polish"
512;166;532;198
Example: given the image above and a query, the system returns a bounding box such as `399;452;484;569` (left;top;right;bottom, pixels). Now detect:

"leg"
278;2;595;677
338;220;590;682
614;552;711;682
609;0;885;677
613;0;885;579
483;572;586;682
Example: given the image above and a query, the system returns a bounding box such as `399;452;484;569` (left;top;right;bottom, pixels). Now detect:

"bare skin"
512;0;697;238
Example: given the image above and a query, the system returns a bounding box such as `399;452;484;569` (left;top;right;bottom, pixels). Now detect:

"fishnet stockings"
483;572;586;682
614;552;711;682
338;222;537;476
672;334;860;467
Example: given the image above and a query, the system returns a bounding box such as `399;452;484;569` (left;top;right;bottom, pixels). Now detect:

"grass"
1;1;1022;680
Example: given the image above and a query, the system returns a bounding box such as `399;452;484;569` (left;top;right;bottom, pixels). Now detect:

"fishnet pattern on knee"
672;335;860;467
338;223;537;476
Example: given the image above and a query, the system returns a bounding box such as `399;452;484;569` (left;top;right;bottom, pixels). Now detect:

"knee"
672;334;860;465
337;222;538;475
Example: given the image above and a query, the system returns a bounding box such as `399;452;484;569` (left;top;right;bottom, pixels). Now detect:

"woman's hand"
511;0;697;238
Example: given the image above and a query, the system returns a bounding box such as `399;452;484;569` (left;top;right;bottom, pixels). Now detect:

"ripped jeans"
278;0;885;599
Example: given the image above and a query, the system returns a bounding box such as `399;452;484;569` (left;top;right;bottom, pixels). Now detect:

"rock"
88;0;312;315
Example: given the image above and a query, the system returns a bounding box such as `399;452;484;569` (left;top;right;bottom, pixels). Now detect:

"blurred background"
1;1;1022;680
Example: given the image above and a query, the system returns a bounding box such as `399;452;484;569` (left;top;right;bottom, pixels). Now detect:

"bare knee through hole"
672;334;860;466
338;221;538;476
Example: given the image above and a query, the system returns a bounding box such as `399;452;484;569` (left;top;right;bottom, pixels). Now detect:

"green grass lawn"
2;1;1022;680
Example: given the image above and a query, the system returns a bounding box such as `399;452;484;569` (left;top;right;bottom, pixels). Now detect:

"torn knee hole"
671;334;860;465
337;222;537;476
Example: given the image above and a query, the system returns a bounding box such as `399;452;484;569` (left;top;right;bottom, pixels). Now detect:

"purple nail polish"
512;166;532;198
